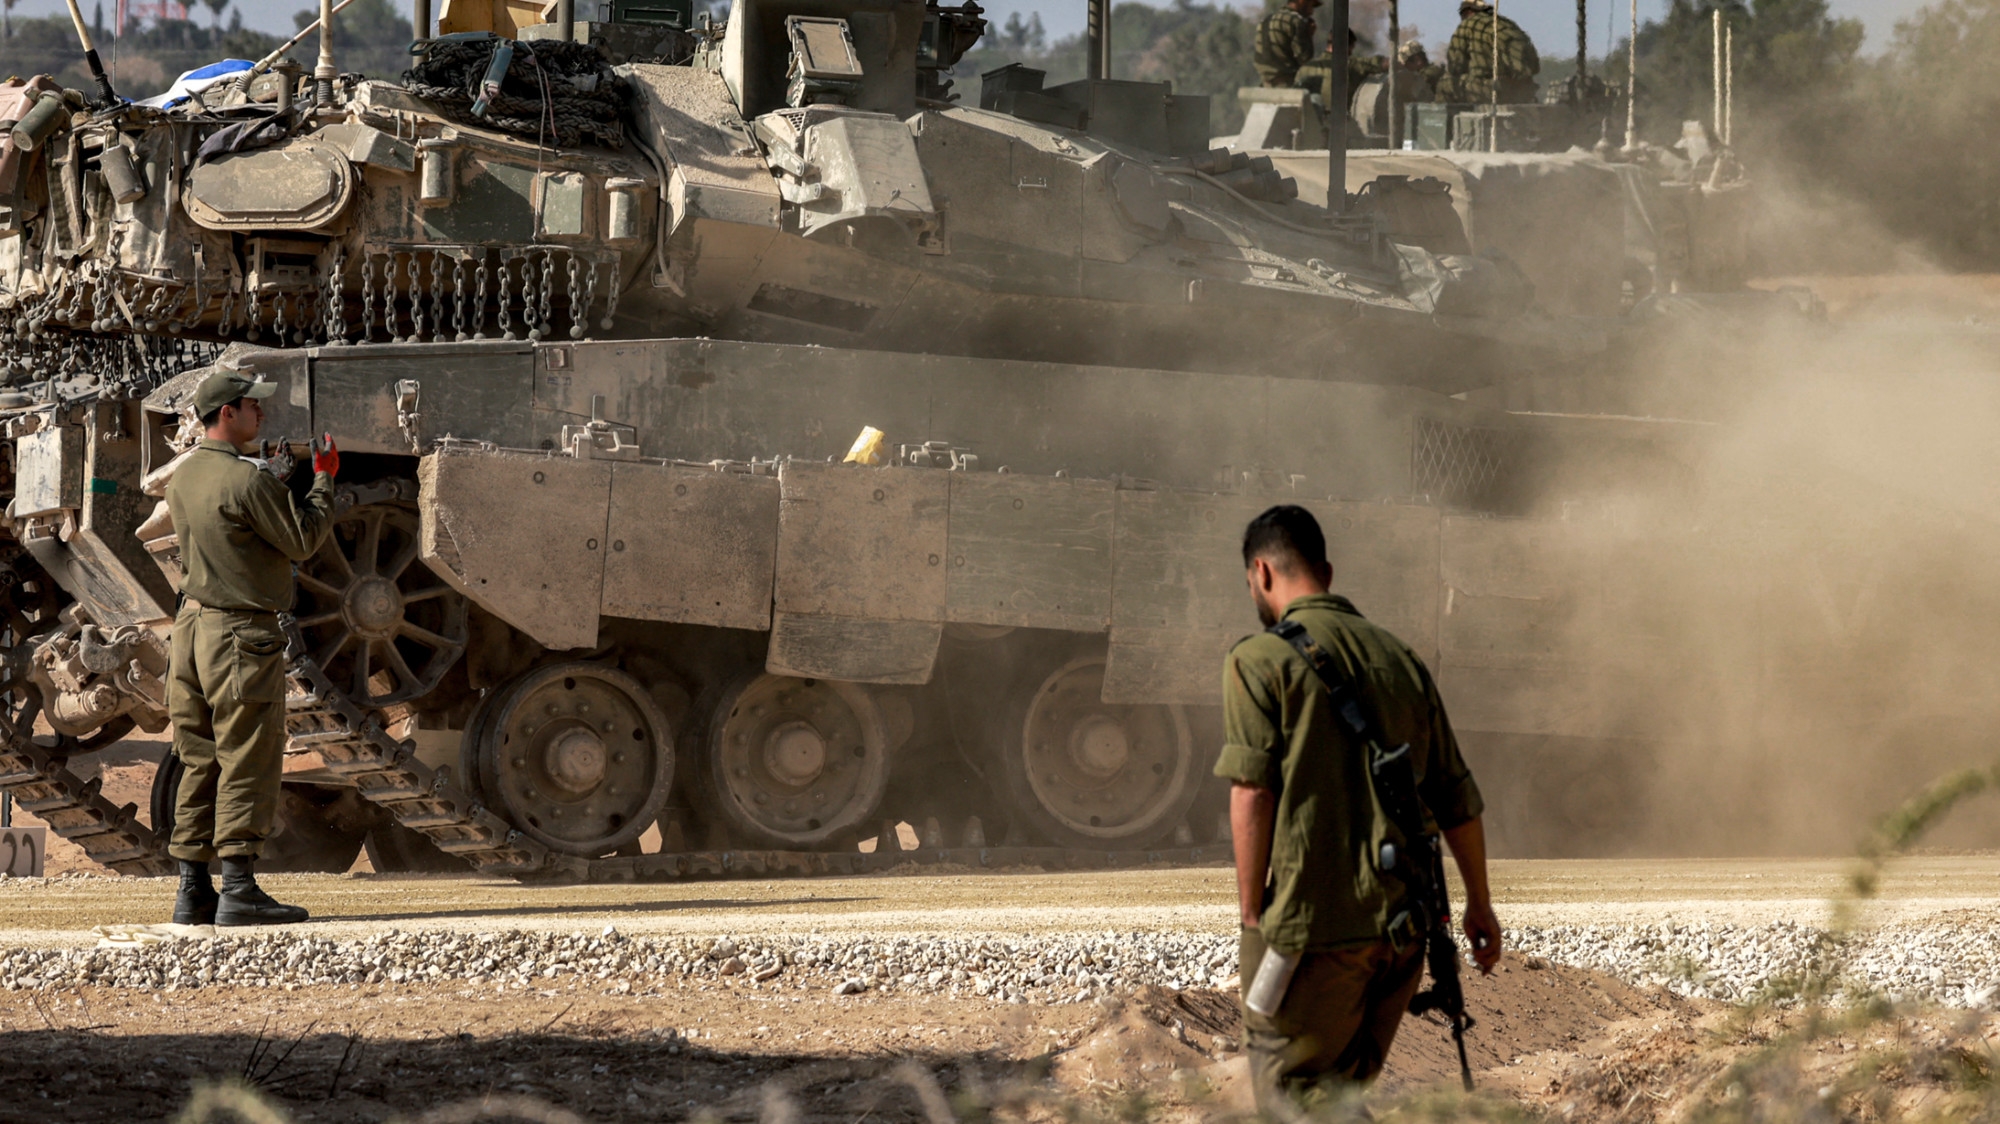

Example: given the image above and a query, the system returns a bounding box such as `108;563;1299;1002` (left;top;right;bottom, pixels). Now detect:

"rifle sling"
1265;619;1432;858
1267;616;1476;1089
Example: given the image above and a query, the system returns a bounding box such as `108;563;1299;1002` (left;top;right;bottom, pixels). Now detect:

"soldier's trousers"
1239;926;1426;1113
167;603;289;861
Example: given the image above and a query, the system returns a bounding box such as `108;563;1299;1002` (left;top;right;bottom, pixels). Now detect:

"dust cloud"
1481;188;2000;859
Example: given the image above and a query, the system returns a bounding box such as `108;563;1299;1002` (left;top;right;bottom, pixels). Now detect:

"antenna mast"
1621;0;1636;152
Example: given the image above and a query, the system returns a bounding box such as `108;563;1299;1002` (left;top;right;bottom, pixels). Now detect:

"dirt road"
0;856;1994;1123
5;854;1997;947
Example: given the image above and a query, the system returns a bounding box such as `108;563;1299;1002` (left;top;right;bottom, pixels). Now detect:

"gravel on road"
3;911;1998;1010
1509;914;2000;1007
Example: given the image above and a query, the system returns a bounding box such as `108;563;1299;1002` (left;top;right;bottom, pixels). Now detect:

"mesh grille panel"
1411;418;1522;509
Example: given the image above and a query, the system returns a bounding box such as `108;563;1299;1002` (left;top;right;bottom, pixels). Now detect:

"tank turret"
0;0;1581;405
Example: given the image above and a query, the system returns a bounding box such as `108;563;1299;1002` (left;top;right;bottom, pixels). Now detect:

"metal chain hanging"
406;252;424;342
450;256;467;342
428;251;447;344
358;253;376;342
536;250;555;341
472;253;490;340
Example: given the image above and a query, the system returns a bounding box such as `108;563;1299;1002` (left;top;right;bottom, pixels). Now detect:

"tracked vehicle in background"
0;0;1951;880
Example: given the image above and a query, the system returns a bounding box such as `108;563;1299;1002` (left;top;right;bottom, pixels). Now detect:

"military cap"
1398;39;1429;63
1458;0;1490;9
193;370;277;418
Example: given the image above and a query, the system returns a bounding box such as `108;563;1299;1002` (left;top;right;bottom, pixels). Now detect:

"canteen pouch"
1245;945;1301;1017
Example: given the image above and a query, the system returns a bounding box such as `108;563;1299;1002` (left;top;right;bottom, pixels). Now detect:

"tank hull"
9;331;2000;870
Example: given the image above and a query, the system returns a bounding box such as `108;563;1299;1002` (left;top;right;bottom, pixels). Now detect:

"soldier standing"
1219;505;1502;1110
167;370;339;927
1440;0;1540;103
1254;0;1320;88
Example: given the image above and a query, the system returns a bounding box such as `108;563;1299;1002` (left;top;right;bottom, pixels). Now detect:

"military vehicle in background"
0;0;1953;882
1218;2;1784;405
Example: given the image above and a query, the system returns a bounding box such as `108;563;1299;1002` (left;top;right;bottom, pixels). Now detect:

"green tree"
1137;5;1256;132
1833;0;2000;265
995;11;1046;53
0;11;279;95
951;0;1262;132
201;0;229;40
1628;0;1861;144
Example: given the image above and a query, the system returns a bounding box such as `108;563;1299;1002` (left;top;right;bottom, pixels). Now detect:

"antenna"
1575;0;1586;99
314;0;338;105
1489;0;1499;152
59;0;119;106
1326;0;1349;209
1387;0;1399;148
241;0;362;89
1621;0;1636;153
1096;0;1112;78
1710;8;1720;141
1724;22;1733;145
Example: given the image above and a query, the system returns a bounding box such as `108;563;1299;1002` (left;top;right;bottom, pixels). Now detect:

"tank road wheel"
1000;654;1200;849
700;673;890;849
476;663;674;856
294;501;468;707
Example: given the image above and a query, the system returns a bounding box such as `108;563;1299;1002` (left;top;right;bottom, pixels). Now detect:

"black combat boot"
172;860;219;926
214;856;310;927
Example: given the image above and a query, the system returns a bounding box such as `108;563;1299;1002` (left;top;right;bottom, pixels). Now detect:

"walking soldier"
1220;504;1503;1109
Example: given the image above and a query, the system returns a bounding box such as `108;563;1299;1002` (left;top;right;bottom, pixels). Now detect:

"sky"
1;0;1932;55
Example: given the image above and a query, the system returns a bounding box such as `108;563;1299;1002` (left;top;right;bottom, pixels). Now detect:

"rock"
834;978;867;995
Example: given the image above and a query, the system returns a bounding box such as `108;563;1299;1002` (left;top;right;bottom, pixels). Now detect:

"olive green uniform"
1254;7;1317;87
165;439;334;862
1216;593;1483;1109
1439;10;1540;104
1294;50;1385;116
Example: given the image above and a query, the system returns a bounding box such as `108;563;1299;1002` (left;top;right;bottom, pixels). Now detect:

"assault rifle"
1401;831;1474;1089
1268;620;1477;1090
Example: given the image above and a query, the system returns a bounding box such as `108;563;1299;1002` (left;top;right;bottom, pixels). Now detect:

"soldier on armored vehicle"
1435;0;1539;105
1253;0;1320;88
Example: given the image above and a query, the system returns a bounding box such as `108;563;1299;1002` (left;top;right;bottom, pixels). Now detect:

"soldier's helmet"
1398;39;1430;65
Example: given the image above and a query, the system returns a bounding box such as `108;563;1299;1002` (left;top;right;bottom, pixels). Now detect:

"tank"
0;0;1950;881
1224;45;1780;359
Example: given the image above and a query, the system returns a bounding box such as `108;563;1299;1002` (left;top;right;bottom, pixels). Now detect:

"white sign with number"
3;827;46;877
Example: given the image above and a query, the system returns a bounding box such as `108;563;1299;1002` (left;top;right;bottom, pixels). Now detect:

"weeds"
1533;760;2000;1124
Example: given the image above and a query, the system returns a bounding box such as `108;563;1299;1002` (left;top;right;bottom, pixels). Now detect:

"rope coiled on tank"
402;37;626;150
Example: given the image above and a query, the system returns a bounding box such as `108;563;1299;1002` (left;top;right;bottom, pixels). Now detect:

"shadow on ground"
311;895;878;925
4;1024;1026;1123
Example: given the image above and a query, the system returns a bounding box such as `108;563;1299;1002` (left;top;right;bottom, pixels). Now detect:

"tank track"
281;622;1235;883
0;734;172;875
0;541;172;876
0;615;1232;882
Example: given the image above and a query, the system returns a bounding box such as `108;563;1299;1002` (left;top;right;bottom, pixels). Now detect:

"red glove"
310;433;339;479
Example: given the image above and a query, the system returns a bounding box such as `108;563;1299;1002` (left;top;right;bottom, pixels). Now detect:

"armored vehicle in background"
1219;11;1773;378
0;0;1933;881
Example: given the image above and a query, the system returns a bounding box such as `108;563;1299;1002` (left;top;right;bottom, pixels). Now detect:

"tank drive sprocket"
294;483;469;708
